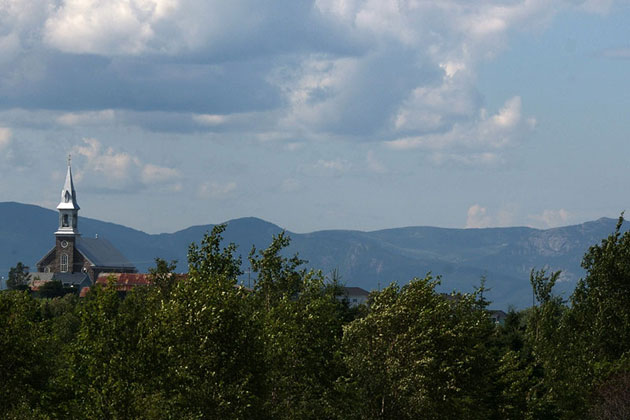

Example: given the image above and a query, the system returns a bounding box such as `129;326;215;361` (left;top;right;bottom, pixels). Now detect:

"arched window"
61;254;68;272
62;214;69;227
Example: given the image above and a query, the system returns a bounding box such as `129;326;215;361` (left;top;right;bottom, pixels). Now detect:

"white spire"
57;154;80;210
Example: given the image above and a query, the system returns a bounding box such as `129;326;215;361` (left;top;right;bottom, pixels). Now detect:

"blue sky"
1;0;629;234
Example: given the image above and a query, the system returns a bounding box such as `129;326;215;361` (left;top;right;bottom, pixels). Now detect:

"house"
342;286;370;307
29;272;91;292
489;309;507;325
33;158;136;293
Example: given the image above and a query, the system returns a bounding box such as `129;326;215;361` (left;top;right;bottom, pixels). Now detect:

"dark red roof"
96;273;153;291
95;273;189;292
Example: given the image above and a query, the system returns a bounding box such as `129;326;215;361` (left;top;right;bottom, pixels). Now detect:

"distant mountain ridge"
0;201;624;308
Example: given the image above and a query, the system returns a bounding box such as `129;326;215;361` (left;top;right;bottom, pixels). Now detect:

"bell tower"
54;155;80;272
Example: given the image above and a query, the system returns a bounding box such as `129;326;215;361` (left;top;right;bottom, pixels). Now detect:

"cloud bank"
0;0;619;171
71;138;181;191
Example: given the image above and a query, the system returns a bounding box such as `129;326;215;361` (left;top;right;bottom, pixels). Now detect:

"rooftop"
77;237;135;269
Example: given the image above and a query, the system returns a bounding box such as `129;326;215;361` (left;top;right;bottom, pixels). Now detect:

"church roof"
77;237;136;270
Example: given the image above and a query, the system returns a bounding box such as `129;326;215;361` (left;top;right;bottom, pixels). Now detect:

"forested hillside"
2;222;630;418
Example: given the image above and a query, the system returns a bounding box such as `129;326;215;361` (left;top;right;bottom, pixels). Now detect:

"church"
34;159;137;292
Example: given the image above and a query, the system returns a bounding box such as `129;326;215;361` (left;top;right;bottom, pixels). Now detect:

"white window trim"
60;253;69;272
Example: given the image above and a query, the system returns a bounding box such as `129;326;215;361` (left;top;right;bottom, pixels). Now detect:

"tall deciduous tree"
262;272;352;419
188;224;243;280
248;232;354;418
249;231;305;309
343;275;496;419
571;215;630;361
554;215;630;417
0;291;54;415
137;228;264;418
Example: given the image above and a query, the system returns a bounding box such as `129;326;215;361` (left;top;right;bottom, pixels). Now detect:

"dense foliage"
2;219;630;418
7;261;29;290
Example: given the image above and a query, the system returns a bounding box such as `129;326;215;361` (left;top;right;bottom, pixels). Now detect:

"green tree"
79;228;263;419
552;214;630;417
247;232;355;418
37;280;76;299
249;231;305;309
570;215;630;361
142;230;265;419
7;262;29;290
59;229;263;419
519;269;569;418
64;278;150;418
148;257;178;297
262;272;352;419
0;291;54;415
343;275;496;419
188;223;243;280
519;215;630;419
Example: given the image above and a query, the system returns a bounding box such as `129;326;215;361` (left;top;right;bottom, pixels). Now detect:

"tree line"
2;220;630;419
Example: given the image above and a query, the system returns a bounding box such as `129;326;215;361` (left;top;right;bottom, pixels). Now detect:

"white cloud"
141;163;180;184
385;96;535;164
71;138;179;190
0;127;11;151
299;157;353;178
72;138;137;183
192;113;228;126
392;69;478;134
491;96;521;128
466;203;519;228
57;110;115;126
466;204;491;229
311;158;352;175
276;55;360;133
529;209;571;228
198;181;237;198
432;152;502;166
0;0;614;166
44;0;178;55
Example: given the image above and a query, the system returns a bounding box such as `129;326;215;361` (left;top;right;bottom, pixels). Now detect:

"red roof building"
95;273;153;292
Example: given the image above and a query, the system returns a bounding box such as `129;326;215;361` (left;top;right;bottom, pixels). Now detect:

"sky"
1;0;629;234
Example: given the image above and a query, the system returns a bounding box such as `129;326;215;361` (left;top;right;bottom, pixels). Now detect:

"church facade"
35;159;136;291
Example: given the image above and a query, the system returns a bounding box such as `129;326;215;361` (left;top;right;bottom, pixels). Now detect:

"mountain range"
0;201;625;309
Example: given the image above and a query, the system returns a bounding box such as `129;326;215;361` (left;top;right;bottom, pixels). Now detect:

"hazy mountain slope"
0;202;623;308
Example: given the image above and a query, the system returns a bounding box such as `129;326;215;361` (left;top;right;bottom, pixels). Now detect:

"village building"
489;309;507;325
33;158;136;292
341;286;370;307
30;159;377;302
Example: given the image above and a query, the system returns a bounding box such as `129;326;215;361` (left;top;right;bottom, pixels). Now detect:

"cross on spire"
67;154;71;167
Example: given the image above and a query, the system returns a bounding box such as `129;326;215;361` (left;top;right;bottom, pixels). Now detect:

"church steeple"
57;155;79;211
55;155;80;236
